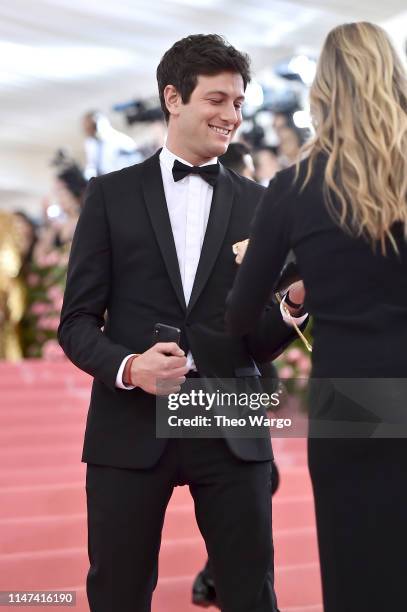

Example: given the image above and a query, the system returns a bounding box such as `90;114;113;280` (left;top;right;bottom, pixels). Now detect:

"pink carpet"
0;361;322;611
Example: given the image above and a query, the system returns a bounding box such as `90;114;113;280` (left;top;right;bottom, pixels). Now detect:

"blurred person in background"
239;123;266;150
253;146;281;186
271;111;290;137
277;125;307;168
219;142;255;179
18;164;87;360
13;211;38;270
35;163;87;260
0;212;26;360
82;110;141;178
226;22;407;612
136;119;167;159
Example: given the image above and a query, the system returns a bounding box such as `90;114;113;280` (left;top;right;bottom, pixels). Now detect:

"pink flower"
279;365;294;379
31;302;51;316
285;348;303;364
37;316;49;330
53;297;63;313
43;340;65;361
297;355;311;375
47;286;63;300
47;286;64;313
59;253;69;266
36;251;61;268
27;273;40;287
37;315;60;331
47;316;60;331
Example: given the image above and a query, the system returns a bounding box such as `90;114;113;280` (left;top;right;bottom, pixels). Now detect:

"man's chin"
209;142;229;158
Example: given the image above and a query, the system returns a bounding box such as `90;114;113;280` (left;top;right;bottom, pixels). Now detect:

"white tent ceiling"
1;0;406;211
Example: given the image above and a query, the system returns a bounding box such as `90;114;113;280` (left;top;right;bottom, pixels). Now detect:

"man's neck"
164;140;214;167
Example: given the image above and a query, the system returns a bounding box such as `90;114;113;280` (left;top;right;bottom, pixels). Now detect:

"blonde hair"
302;22;407;252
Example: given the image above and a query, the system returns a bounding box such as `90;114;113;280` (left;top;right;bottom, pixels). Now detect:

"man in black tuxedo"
59;34;306;612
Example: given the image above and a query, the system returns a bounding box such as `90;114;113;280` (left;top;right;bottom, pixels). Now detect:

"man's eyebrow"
205;90;245;100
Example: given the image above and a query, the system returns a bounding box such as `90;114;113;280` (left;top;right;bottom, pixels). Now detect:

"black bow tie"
172;159;220;186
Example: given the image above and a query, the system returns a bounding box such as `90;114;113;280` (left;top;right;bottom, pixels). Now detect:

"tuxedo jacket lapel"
187;164;234;314
141;152;187;312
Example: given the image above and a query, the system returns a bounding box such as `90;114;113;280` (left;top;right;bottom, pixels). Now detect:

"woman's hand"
285;281;306;315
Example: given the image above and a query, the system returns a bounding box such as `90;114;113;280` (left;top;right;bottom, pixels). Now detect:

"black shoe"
192;565;219;609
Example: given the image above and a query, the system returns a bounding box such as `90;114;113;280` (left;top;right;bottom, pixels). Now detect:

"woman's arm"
226;173;293;336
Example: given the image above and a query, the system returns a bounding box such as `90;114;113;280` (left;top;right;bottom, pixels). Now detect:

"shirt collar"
160;145;217;175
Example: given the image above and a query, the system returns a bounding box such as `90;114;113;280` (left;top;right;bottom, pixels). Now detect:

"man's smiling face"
167;71;245;165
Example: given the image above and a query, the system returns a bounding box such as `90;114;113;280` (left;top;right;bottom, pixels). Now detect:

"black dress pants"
86;437;278;612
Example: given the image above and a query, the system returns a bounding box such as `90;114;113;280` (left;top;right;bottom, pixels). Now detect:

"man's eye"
209;99;222;104
234;104;243;110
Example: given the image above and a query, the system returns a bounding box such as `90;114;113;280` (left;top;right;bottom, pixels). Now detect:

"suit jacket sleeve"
246;301;306;363
226;172;301;353
58;177;132;390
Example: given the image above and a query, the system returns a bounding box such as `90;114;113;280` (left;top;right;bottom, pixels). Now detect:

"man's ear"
163;85;182;118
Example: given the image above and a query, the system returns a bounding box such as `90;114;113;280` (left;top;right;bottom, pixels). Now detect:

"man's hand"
130;342;188;395
233;239;249;265
284;281;306;315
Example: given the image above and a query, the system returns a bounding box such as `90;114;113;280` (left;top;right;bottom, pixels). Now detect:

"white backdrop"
0;0;406;214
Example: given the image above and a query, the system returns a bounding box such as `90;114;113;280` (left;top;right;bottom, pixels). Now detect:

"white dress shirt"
116;145;307;389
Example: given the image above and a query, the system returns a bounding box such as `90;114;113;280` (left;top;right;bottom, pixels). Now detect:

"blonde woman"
226;22;407;611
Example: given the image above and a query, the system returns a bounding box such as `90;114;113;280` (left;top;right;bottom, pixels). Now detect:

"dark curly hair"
157;34;251;122
57;165;88;203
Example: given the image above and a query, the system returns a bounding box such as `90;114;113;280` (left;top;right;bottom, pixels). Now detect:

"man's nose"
219;103;240;126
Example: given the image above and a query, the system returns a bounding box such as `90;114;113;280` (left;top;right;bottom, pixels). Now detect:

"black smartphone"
152;323;181;346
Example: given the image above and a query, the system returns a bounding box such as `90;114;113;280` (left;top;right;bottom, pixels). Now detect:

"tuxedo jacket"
58;150;298;469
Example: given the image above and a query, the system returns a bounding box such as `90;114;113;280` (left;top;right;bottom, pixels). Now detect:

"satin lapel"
141;151;186;312
187;165;234;314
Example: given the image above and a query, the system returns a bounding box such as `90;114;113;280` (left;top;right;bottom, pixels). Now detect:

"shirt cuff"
280;294;308;327
116;354;137;390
